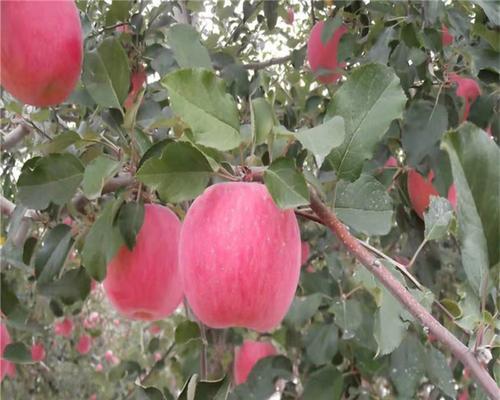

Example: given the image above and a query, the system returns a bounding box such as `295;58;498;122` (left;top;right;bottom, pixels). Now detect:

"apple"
233;340;278;385
307;20;348;84
441;25;453;47
31;342;46;362
76;334;92;355
447;184;457;210
124;67;147;110
449;73;481;121
1;323;16;381
54;318;73;338
301;241;310;266
103;204;183;321
384;156;398;168
180;182;301;332
0;0;83;106
83;311;100;330
95;363;103;372
286;7;294;25
407;169;439;220
149;324;161;335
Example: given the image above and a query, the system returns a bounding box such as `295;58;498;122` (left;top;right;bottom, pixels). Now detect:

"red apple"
441;25;453;47
286;7;294;25
234;340;278;385
384;156;398;168
307;21;348;84
149;324;161;335
124;67;147;110
54;318;73;338
449;73;481;121
447;184;457;210
1;323;16;381
76;334;92;355
407;169;439;220
31;342;46;362
95;363;103;372
180;182;301;332
0;0;83;106
301;241;310;266
83;311;100;330
103;204;183;321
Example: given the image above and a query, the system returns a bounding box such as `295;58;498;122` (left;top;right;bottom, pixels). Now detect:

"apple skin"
54;318;74;338
307;21;348;84
441;25;453;46
31;342;46;362
407;169;439;220
447;184;457;210
449;73;481;121
0;0;83;106
75;334;92;355
179;182;301;332
124;67;147;109
301;241;310;266
234;340;278;385
103;204;183;321
1;323;16;381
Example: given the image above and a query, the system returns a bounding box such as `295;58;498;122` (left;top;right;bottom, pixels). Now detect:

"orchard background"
1;0;499;399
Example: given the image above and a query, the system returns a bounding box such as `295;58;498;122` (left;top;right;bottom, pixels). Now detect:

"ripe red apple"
407;169;439;219
441;25;453;47
76;335;92;355
0;0;83;106
31;342;46;362
307;21;348;84
233;340;278;385
301;241;310;266
124;67;147;110
286;7;294;25
449;73;481;121
180;182;301;332
54;318;73;338
103;204;183;321
1;323;16;381
384;156;398;168
447;184;457;210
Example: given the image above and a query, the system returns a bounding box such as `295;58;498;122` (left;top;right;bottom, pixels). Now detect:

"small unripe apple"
407;169;439;220
301;241;310;266
449;73;481;121
307;21;348;84
441;25;453;47
31;342;46;362
54;318;73;338
180;182;301;332
233;340;278;385
103;204;183;321
76;334;92;355
0;0;83;106
1;323;16;381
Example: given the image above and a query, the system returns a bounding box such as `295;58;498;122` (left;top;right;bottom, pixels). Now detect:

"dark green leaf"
424;346;457;398
38;268;91;305
133;386;166;400
167;24;212;70
390;334;425;397
1;274;29;323
263;1;278;30
302;365;343;400
175;321;201;345
82;155;120;200
3;342;32;364
178;375;230;400
305;323;338;365
251;97;274;146
424;197;454;241
472;0;500;25
330;298;363;335
116;202;145;250
37;131;82;155
321;16;342;45
284;294;322;327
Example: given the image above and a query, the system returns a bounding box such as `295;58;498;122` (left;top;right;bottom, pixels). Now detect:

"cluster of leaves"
1;1;499;399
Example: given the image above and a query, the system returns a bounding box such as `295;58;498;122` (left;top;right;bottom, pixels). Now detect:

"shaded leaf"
302;365;343;400
82;155;120;200
38;268;91;305
167;24;212;70
424;196;454;241
3;342;32;364
175;321;201;345
284;294;322;327
251;97;274;146
116;202;145;250
424;346;457;398
390;334;425;398
263;1;278;30
295;116;345;162
305;323;338;365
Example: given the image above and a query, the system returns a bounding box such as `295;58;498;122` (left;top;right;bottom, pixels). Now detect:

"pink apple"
149;324;161;335
407;169;439;220
0;0;83;106
447;184;457;210
286;7;294;25
89;395;97;400
76;334;92;355
384;156;398;168
307;21;348;84
104;350;119;365
449;73;481;121
153;352;162;362
441;25;453;47
234;340;278;385
103;204;183;321
1;323;16;381
83;311;100;330
180;182;301;332
54;318;73;338
124;67;147;110
95;363;103;372
301;241;310;266
31;342;46;362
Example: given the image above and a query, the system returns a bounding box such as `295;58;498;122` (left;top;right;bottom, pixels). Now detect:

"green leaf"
442;124;498;295
263;1;278;30
305;323;338;365
302;365;343;400
105;0;131;25
325;64;406;181
167;24;212;70
37;131;81;155
251;97;274;146
389;334;425;398
82;200;124;281
82;155;120;200
38;268;91;305
334;175;393;235
424;346;457;398
178;375;230;400
330;298;363;335
116;202;145;250
136;142;212;203
175;321;201;345
471;0;500;25
263;157;309;209
82;37;130;109
1;274;29;323
34;224;74;285
162;69;240;150
321;16;342;44
3;342;32;364
402;100;448;167
17;154;84;209
295;116;345;161
424;196;454;241
133;386;166;400
284;294;322;327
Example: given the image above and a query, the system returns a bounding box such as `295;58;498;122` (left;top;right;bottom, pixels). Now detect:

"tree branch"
308;189;500;400
0;124;31;152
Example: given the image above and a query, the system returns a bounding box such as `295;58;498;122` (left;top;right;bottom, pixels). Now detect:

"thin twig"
0;124;31;151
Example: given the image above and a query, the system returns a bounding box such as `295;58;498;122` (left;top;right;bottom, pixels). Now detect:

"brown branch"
241;53;295;70
0;124;31;152
308;189;500;400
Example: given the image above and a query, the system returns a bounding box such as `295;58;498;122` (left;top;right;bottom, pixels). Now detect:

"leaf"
284;294;323;327
305;323;338;365
321;16;343;44
82;37;130;109
295;116;345;162
34;224;74;285
334;175;394;235
82;155;121;200
37;131;82;155
441;124;498;295
133;386;166;400
162;69;241;150
17;154;84;209
263;157;309;209
330;298;363;336
424;196;454;241
402;100;448;167
175;321;201;345
302;365;343;400
251;97;274;145
471;0;500;26
82;200;124;281
105;0;131;25
3;342;32;364
389;334;425;398
178;375;230;400
1;274;29;323
263;1;278;30
325;64;406;181
136;142;212;203
424;346;457;398
38;268;91;305
167;24;212;70
116;202;145;250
